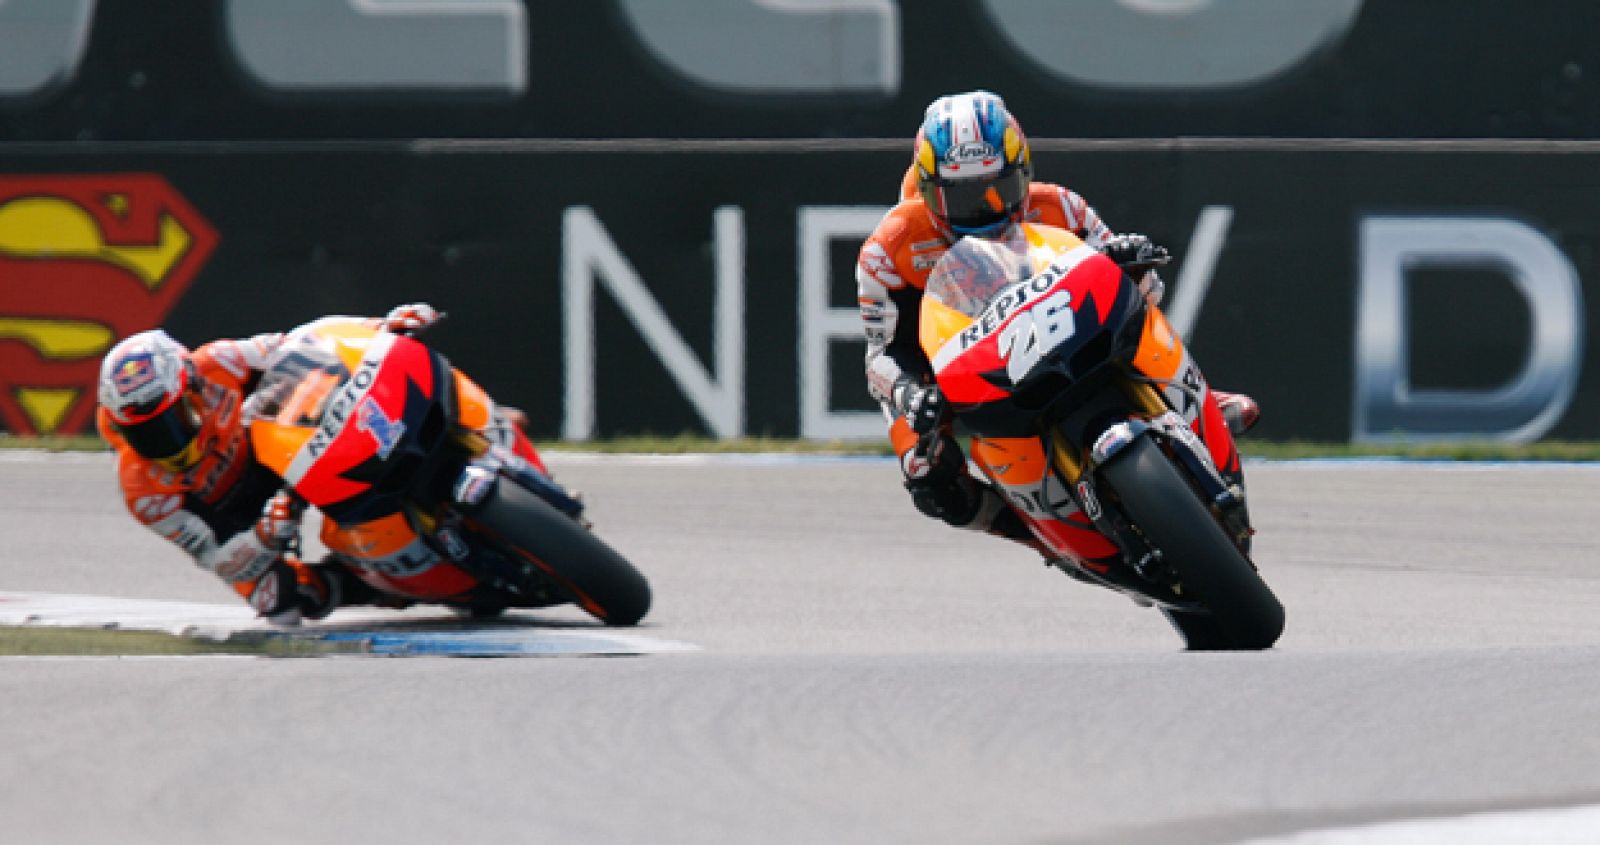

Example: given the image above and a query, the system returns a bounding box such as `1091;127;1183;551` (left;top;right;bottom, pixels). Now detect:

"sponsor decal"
172;525;211;557
1179;363;1204;421
305;350;383;461
859;241;904;289
134;494;181;520
281;330;398;489
209;382;237;428
248;569;281;613
938;142;1001;178
949;245;1096;355
111;355;159;400
215;541;273;583
1091;423;1137;465
1159;359;1204;423
370;547;440;578
1076;479;1102;521
957;270;1069;351
355;396;405;460
209;344;248;381
945;142;996;163
454;458;510;507
0;174;216;435
191;432;240;500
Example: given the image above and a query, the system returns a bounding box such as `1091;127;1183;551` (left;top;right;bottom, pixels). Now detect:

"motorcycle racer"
95;303;496;625
857;90;1259;545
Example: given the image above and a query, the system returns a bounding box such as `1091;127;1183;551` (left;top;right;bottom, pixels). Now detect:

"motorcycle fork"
1046;382;1169;586
453;430;586;521
1048;379;1248;590
1134;405;1254;553
1043;426;1188;601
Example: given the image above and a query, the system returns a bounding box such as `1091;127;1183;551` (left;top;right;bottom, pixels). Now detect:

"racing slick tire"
1099;436;1284;651
469;479;652;626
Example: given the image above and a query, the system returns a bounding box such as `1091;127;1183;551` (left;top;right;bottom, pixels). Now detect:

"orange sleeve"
190;343;250;394
899;165;919;201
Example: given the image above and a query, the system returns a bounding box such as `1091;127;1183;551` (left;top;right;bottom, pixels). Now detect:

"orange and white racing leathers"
856;179;1116;468
96;333;301;609
99;319;541;618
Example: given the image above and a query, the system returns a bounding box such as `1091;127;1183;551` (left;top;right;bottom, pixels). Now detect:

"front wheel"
1098;436;1284;650
468;479;652;626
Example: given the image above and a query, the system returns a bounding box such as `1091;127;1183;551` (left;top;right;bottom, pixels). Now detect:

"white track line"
1242;804;1600;844
0;591;698;657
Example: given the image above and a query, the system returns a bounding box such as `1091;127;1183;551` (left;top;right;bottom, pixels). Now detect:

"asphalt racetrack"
3;451;1599;844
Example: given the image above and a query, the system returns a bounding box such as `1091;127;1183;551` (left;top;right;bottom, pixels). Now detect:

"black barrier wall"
2;2;1599;442
2;143;1598;442
1;2;1597;141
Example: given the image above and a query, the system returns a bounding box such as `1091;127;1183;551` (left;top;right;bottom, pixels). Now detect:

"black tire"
469;480;652;626
1099;436;1284;650
1159;608;1236;651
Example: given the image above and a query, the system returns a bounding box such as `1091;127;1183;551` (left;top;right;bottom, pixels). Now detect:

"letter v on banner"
561;206;745;440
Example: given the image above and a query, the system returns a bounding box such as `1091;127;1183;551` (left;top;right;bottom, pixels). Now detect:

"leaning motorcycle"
920;223;1283;650
246;317;650;625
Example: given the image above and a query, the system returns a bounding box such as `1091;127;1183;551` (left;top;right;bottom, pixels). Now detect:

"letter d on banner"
1354;216;1583;443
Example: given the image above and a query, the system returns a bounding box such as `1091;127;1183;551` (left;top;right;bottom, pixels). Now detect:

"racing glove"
383;302;444;336
1101;233;1169;305
903;433;985;526
893;381;981;527
253;492;302;551
247;558;343;627
1101;233;1171;273
893;381;946;452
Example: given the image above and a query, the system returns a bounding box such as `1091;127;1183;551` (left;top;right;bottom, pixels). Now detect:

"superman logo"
0;174;217;435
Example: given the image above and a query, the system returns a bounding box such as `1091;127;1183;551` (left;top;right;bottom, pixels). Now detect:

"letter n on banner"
561;206;744;440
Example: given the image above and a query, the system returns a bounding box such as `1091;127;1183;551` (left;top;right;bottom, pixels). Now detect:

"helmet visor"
932;167;1029;234
118;393;202;466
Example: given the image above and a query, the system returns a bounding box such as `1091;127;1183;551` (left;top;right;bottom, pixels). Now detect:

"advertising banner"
2;143;1597;442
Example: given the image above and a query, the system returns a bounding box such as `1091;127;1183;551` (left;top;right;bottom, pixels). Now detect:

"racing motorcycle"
920;223;1284;650
246;317;650;625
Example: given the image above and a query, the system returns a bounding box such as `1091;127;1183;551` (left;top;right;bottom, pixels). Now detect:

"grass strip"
0;434;110;452
3;433;1598;462
0;627;359;657
1238;439;1600;462
516;436;1600;462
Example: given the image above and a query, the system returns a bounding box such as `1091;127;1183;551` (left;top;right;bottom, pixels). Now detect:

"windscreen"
246;331;352;429
924;227;1037;319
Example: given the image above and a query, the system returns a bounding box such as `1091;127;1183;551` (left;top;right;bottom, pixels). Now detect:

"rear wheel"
469;480;652;626
1099;436;1284;650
